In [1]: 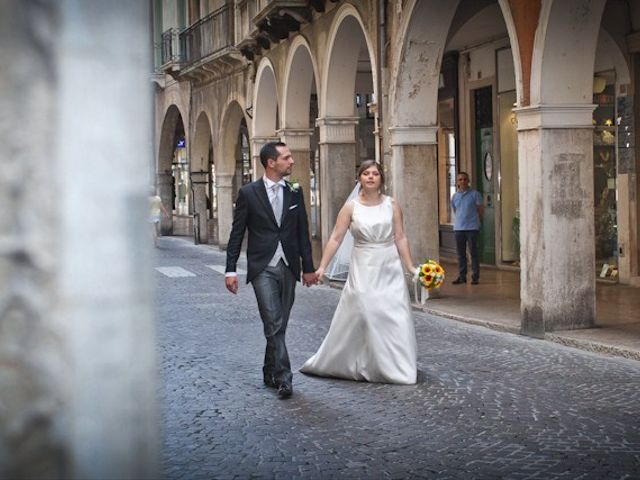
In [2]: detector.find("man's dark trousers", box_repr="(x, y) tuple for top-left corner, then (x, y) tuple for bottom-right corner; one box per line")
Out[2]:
(455, 230), (479, 282)
(251, 260), (295, 388)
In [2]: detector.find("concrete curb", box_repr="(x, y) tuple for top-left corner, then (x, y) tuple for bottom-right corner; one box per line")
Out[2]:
(545, 333), (640, 362)
(420, 304), (640, 362)
(418, 306), (521, 335)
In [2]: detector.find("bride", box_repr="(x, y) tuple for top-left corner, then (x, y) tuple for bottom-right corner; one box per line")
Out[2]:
(300, 160), (418, 384)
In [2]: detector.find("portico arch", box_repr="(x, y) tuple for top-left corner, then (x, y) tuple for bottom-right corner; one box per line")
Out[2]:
(282, 38), (320, 254)
(318, 6), (376, 246)
(391, 0), (525, 290)
(252, 59), (279, 180)
(157, 104), (188, 234)
(516, 0), (607, 335)
(191, 111), (213, 243)
(218, 100), (250, 249)
(388, 0), (460, 264)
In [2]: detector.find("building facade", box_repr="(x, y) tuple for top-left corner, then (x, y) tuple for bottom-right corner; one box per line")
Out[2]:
(152, 0), (640, 336)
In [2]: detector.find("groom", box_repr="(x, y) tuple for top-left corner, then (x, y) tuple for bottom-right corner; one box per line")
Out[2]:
(225, 141), (316, 398)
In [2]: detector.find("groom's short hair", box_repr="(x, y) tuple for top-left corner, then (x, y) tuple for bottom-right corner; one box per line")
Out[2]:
(260, 142), (287, 168)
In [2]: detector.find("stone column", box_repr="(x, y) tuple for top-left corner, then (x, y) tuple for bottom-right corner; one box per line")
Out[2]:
(316, 117), (359, 246)
(250, 136), (279, 180)
(516, 105), (596, 336)
(279, 128), (314, 224)
(1, 2), (68, 477)
(157, 171), (174, 235)
(216, 173), (235, 250)
(0, 1), (158, 478)
(191, 171), (209, 244)
(388, 127), (440, 264)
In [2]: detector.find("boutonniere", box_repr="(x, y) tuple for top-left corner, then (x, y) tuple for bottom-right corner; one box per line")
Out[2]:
(288, 179), (300, 193)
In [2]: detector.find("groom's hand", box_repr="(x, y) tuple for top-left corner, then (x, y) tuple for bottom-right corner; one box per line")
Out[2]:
(225, 276), (239, 294)
(302, 272), (317, 287)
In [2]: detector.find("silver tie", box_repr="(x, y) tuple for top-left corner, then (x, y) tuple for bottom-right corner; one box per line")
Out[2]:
(271, 184), (282, 226)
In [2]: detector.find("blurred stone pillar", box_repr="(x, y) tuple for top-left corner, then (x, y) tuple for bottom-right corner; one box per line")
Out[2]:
(216, 174), (235, 249)
(279, 129), (313, 225)
(0, 1), (158, 478)
(157, 171), (174, 235)
(389, 126), (440, 263)
(191, 171), (209, 243)
(0, 1), (68, 477)
(316, 117), (359, 247)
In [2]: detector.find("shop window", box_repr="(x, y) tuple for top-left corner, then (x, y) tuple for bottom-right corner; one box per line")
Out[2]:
(437, 98), (457, 225)
(593, 71), (618, 279)
(172, 136), (190, 216)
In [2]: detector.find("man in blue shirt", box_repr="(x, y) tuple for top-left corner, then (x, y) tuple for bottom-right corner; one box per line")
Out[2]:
(451, 172), (484, 285)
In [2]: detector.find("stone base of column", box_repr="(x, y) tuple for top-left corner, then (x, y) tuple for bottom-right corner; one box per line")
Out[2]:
(216, 173), (234, 250)
(157, 173), (174, 236)
(318, 142), (357, 247)
(389, 144), (439, 264)
(191, 171), (209, 244)
(518, 126), (596, 334)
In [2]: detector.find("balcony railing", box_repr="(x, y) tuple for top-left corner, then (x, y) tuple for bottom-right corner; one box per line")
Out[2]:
(180, 5), (234, 67)
(160, 28), (183, 66)
(237, 0), (258, 43)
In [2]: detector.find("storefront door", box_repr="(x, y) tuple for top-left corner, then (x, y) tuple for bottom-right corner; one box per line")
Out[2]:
(473, 86), (496, 264)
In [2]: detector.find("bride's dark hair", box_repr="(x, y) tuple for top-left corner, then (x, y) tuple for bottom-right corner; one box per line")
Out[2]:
(357, 160), (385, 188)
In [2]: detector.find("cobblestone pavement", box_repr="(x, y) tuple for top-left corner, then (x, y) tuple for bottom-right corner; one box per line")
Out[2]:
(156, 237), (640, 479)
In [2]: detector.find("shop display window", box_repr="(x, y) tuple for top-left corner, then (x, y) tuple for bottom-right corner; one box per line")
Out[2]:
(437, 98), (457, 226)
(592, 71), (618, 280)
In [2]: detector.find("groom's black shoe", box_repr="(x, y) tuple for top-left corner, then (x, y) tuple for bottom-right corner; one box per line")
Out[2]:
(452, 277), (466, 284)
(277, 383), (293, 398)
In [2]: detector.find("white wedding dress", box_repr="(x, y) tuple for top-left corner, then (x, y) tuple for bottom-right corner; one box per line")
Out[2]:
(300, 196), (417, 384)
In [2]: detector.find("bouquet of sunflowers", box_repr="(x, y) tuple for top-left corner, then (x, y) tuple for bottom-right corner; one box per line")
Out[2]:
(414, 259), (445, 303)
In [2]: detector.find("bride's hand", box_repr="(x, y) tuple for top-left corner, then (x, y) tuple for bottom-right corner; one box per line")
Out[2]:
(410, 265), (420, 279)
(315, 266), (325, 282)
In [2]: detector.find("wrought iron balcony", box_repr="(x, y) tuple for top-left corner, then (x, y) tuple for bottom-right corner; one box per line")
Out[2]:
(180, 5), (234, 65)
(177, 5), (244, 84)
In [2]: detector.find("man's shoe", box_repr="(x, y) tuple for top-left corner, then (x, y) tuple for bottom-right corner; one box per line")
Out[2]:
(277, 383), (293, 398)
(471, 279), (479, 285)
(452, 277), (466, 285)
(263, 375), (277, 389)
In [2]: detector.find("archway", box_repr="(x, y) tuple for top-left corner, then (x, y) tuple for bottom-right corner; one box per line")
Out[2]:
(442, 1), (521, 269)
(318, 7), (376, 245)
(282, 38), (321, 259)
(516, 0), (607, 333)
(157, 104), (187, 234)
(217, 100), (250, 249)
(191, 111), (213, 243)
(252, 59), (280, 180)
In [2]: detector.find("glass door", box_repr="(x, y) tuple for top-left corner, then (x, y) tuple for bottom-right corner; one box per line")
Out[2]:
(473, 86), (496, 265)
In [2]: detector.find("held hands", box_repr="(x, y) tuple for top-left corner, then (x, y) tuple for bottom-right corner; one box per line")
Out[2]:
(302, 271), (319, 287)
(315, 266), (325, 283)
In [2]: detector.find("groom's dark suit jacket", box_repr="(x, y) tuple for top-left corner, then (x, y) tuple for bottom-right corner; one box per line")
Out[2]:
(226, 179), (314, 283)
